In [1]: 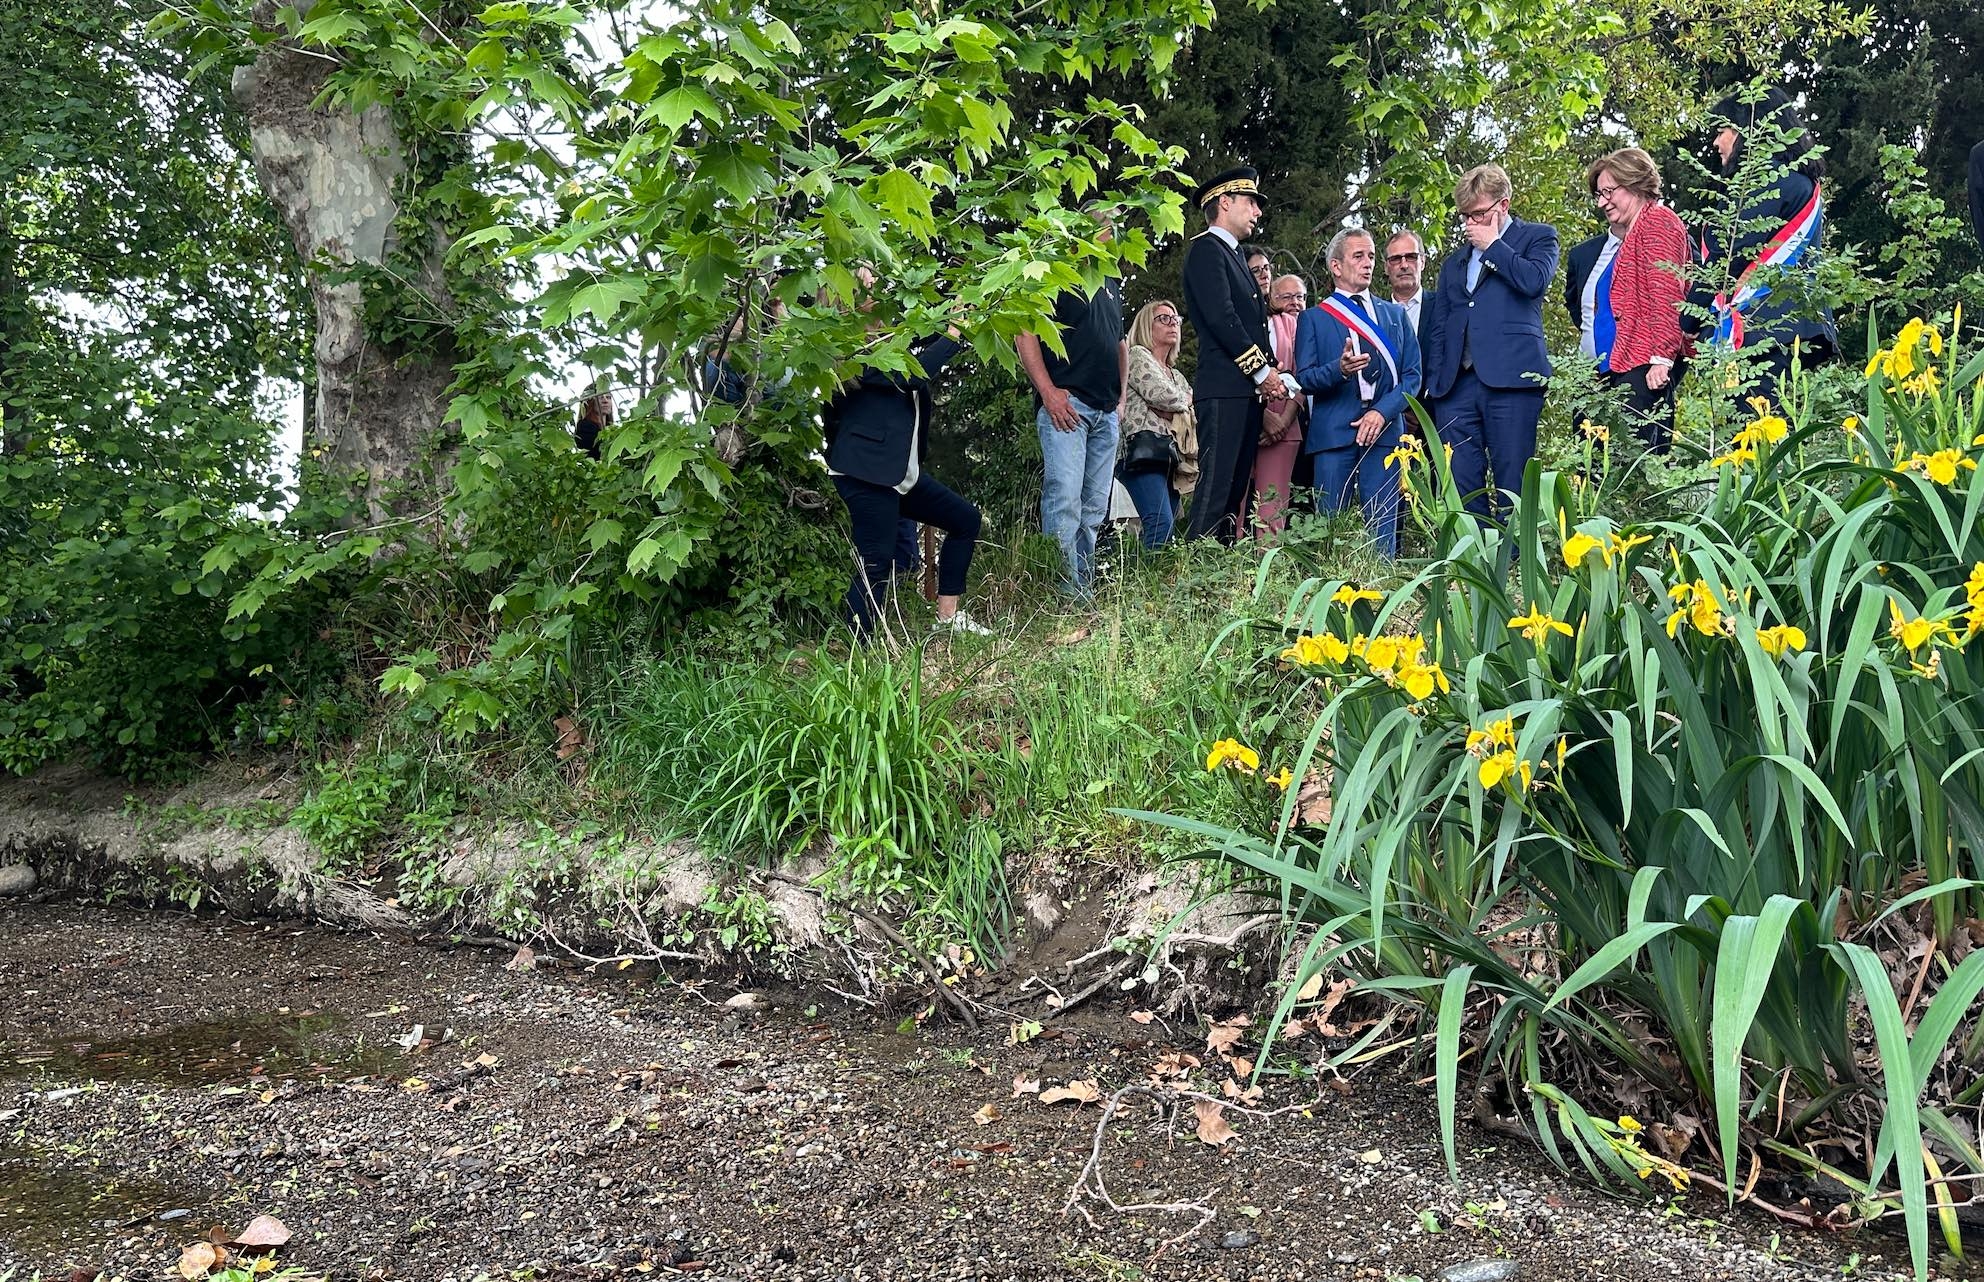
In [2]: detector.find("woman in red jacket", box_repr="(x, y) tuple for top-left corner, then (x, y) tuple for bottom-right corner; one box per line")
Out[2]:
(1567, 147), (1691, 453)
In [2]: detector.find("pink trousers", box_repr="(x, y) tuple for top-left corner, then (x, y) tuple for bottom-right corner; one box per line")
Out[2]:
(1252, 435), (1302, 540)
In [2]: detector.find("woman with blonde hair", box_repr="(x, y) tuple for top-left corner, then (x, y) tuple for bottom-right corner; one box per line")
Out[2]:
(1116, 300), (1198, 548)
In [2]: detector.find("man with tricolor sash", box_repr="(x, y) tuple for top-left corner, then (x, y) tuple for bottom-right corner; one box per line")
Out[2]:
(1695, 87), (1837, 402)
(1292, 227), (1421, 557)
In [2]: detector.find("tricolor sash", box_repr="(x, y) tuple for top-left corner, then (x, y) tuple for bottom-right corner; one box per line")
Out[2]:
(1316, 293), (1400, 388)
(1711, 182), (1822, 350)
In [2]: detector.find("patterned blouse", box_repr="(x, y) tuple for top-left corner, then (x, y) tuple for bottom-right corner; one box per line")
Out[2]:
(1120, 344), (1199, 492)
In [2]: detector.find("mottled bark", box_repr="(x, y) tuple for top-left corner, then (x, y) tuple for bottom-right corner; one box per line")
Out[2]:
(231, 1), (457, 521)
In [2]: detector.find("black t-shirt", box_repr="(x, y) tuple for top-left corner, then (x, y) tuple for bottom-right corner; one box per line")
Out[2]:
(1038, 278), (1125, 412)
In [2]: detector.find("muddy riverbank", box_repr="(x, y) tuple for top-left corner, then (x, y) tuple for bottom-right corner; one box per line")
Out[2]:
(0, 903), (1930, 1281)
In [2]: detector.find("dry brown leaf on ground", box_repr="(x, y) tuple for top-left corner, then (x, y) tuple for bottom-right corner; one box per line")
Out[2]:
(1313, 977), (1356, 1035)
(1129, 1010), (1155, 1024)
(177, 1243), (218, 1279)
(1011, 1074), (1041, 1097)
(1222, 1078), (1264, 1104)
(973, 1102), (1002, 1126)
(1227, 1055), (1254, 1078)
(505, 945), (536, 972)
(1194, 1099), (1237, 1146)
(553, 715), (586, 760)
(1038, 1079), (1102, 1106)
(1205, 1015), (1250, 1055)
(1296, 775), (1332, 825)
(233, 1214), (291, 1248)
(1294, 970), (1326, 1002)
(1146, 1050), (1199, 1083)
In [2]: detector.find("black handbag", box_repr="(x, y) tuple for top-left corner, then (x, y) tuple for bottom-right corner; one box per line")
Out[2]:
(1120, 428), (1180, 477)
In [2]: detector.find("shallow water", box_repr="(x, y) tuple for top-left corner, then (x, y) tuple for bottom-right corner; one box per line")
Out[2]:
(0, 1011), (400, 1087)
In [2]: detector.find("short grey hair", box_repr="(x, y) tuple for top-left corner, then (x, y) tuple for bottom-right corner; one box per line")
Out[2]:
(1384, 228), (1425, 256)
(1326, 226), (1375, 267)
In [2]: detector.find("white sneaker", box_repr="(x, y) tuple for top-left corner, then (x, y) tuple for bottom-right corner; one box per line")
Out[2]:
(935, 610), (993, 637)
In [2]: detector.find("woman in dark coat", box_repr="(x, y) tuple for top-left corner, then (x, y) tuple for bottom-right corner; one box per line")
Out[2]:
(823, 267), (990, 640)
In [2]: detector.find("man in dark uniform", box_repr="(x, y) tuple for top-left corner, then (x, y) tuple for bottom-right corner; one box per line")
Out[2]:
(1180, 166), (1301, 542)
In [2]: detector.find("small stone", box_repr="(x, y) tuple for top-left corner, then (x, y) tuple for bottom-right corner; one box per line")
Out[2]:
(1437, 1260), (1520, 1282)
(156, 1209), (193, 1222)
(1218, 1230), (1260, 1250)
(0, 864), (34, 896)
(724, 992), (767, 1012)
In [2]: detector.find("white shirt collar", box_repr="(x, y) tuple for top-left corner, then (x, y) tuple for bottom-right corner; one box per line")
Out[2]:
(1208, 226), (1239, 249)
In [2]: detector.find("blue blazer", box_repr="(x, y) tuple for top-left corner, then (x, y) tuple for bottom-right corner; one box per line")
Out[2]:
(1293, 295), (1422, 453)
(1420, 216), (1559, 399)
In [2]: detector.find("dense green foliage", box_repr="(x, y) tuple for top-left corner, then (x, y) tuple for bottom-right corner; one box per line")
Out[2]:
(1173, 318), (1983, 1276)
(0, 0), (312, 776)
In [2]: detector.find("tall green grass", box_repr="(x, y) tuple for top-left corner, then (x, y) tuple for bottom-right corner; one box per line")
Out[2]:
(579, 531), (1390, 952)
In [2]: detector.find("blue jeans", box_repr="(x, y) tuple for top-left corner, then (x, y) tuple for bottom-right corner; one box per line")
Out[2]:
(1038, 397), (1119, 593)
(1119, 468), (1179, 549)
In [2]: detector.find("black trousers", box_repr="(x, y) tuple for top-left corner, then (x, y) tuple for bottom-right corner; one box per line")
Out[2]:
(833, 474), (981, 637)
(1601, 364), (1679, 454)
(1182, 395), (1263, 544)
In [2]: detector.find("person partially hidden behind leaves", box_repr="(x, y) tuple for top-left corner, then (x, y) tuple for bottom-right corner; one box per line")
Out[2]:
(822, 265), (992, 640)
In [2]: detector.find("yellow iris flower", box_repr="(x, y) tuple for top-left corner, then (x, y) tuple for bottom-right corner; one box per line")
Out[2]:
(1755, 624), (1807, 659)
(1205, 738), (1260, 772)
(1508, 606), (1573, 642)
(1898, 449), (1977, 486)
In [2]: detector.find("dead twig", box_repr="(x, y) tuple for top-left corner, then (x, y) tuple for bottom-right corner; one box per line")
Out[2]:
(1065, 1081), (1328, 1263)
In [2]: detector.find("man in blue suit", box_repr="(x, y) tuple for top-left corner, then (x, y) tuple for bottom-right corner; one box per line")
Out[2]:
(1294, 227), (1421, 557)
(1419, 163), (1559, 520)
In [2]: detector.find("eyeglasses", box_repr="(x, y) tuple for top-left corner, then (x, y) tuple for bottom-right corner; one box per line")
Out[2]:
(1154, 314), (1181, 325)
(1385, 251), (1421, 264)
(1272, 292), (1307, 303)
(1458, 200), (1506, 225)
(1593, 183), (1622, 202)
(1250, 264), (1272, 278)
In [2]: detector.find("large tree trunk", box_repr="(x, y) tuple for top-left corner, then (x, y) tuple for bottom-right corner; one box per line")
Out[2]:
(231, 1), (458, 522)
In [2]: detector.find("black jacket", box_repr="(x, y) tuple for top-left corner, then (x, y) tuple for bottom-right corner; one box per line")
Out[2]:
(1181, 230), (1272, 400)
(1562, 232), (1608, 329)
(1970, 140), (1984, 251)
(822, 335), (963, 489)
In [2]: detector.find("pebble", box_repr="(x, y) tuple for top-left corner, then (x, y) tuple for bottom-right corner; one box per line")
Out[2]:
(1218, 1230), (1261, 1250)
(1437, 1260), (1521, 1282)
(0, 864), (34, 896)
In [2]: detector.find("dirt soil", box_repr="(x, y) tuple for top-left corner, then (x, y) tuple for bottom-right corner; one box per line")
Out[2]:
(0, 903), (1939, 1282)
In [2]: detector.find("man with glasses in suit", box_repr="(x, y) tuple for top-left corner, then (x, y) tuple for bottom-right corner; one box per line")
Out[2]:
(1419, 164), (1559, 520)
